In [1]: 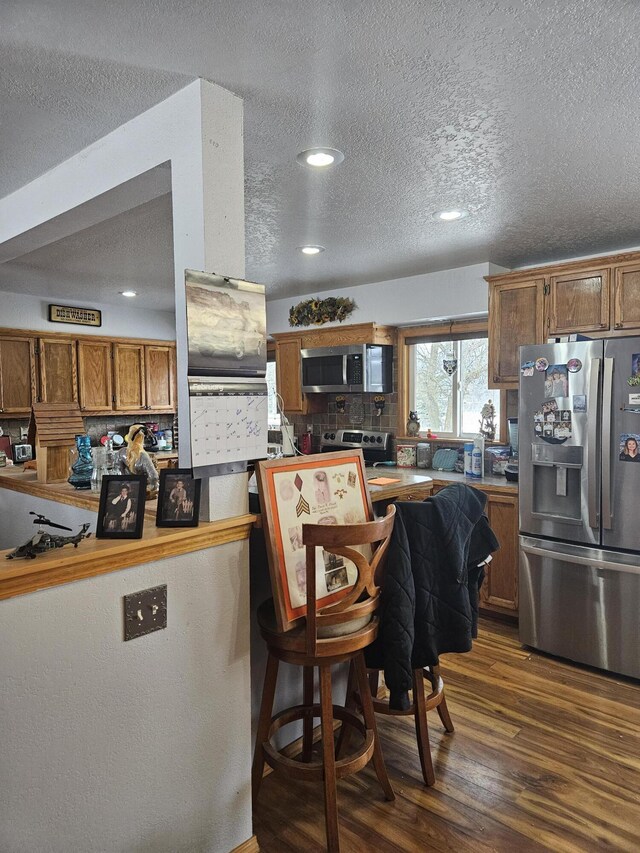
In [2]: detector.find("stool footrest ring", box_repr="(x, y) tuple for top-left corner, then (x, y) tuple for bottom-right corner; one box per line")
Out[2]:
(263, 703), (374, 781)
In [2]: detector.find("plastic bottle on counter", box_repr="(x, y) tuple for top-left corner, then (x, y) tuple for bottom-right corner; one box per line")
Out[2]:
(464, 441), (474, 477)
(471, 436), (484, 479)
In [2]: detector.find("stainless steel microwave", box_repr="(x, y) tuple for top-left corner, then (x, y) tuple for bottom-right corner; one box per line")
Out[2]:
(300, 344), (393, 393)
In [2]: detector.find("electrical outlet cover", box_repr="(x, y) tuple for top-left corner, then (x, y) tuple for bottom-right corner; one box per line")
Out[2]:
(123, 585), (167, 641)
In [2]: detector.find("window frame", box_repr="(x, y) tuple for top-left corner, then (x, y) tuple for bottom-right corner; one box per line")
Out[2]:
(397, 319), (507, 442)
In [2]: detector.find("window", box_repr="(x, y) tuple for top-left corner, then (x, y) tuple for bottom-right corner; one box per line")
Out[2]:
(265, 360), (281, 427)
(408, 336), (500, 439)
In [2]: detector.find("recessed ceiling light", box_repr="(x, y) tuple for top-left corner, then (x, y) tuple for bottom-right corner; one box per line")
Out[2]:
(432, 209), (469, 221)
(299, 245), (325, 255)
(120, 290), (138, 297)
(296, 148), (345, 168)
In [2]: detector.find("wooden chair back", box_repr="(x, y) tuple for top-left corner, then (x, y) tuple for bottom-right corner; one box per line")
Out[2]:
(302, 504), (396, 654)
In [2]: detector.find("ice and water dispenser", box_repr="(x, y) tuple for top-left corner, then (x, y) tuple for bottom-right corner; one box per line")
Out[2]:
(531, 443), (583, 522)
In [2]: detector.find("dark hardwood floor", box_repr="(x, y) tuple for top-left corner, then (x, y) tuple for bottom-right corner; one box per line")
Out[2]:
(253, 619), (640, 852)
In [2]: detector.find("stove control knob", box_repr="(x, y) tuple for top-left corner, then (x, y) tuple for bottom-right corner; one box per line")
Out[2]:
(324, 432), (330, 440)
(376, 436), (383, 444)
(330, 433), (336, 440)
(363, 435), (369, 442)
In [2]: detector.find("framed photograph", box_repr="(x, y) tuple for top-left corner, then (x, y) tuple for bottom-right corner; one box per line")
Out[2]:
(256, 450), (373, 632)
(156, 468), (201, 527)
(96, 475), (146, 539)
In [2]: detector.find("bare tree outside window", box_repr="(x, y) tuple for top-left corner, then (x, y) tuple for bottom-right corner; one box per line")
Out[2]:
(411, 337), (499, 438)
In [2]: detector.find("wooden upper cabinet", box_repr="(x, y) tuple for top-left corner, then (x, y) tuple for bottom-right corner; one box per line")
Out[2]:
(38, 337), (78, 404)
(77, 340), (113, 412)
(275, 338), (304, 413)
(547, 268), (610, 335)
(145, 345), (176, 411)
(0, 336), (37, 414)
(488, 279), (545, 388)
(481, 492), (518, 613)
(613, 263), (640, 331)
(113, 343), (146, 411)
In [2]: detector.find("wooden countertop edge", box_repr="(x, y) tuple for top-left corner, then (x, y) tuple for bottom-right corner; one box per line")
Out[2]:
(0, 514), (257, 601)
(0, 473), (102, 512)
(0, 471), (160, 518)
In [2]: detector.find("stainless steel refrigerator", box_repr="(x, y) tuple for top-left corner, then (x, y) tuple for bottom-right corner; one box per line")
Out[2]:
(519, 338), (640, 679)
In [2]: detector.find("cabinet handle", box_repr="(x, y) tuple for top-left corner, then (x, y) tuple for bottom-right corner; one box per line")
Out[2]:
(615, 322), (623, 329)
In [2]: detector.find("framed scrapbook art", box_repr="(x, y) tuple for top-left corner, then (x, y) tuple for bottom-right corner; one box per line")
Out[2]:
(256, 450), (374, 632)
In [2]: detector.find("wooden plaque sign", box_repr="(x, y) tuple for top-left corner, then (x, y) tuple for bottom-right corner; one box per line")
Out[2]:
(49, 304), (102, 327)
(256, 450), (373, 632)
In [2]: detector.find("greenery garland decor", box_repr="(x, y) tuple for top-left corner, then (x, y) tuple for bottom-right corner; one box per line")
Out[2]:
(288, 296), (357, 327)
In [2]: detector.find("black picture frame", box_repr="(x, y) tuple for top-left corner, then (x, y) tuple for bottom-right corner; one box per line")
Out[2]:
(156, 468), (201, 528)
(96, 475), (147, 539)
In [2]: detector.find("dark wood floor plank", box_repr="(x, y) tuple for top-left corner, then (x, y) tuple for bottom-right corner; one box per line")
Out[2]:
(253, 619), (640, 852)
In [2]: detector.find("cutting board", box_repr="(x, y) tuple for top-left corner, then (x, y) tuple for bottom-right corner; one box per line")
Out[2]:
(0, 436), (12, 457)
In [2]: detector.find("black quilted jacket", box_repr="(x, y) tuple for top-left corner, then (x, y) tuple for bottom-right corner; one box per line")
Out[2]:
(365, 484), (499, 710)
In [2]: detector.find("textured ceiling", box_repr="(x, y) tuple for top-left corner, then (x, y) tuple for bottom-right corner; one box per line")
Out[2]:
(2, 0), (640, 301)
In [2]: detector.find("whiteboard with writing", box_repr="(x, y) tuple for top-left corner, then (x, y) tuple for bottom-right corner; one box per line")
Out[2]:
(189, 380), (268, 467)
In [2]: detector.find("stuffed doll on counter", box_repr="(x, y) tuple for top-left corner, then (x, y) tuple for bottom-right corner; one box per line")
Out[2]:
(116, 424), (159, 497)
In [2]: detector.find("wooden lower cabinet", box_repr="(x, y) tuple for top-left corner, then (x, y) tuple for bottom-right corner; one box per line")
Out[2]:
(481, 491), (518, 616)
(428, 481), (519, 617)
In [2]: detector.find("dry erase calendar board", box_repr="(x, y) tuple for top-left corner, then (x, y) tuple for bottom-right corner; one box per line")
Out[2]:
(189, 380), (268, 467)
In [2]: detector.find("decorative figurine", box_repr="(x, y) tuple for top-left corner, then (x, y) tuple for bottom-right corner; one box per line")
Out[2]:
(6, 512), (91, 560)
(442, 353), (458, 376)
(406, 411), (421, 436)
(335, 395), (346, 414)
(116, 424), (159, 497)
(68, 434), (94, 490)
(479, 399), (496, 441)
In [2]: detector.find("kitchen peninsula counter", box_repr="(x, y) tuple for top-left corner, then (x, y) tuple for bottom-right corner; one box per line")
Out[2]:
(0, 512), (256, 601)
(0, 451), (179, 516)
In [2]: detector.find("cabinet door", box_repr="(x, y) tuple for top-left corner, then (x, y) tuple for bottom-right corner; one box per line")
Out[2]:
(275, 338), (304, 413)
(613, 263), (640, 331)
(488, 279), (545, 388)
(548, 268), (610, 335)
(0, 336), (37, 414)
(481, 492), (518, 613)
(77, 340), (113, 412)
(145, 345), (176, 411)
(39, 338), (78, 404)
(113, 344), (146, 411)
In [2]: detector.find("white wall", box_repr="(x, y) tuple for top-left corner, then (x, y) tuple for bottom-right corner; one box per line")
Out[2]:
(266, 262), (508, 334)
(0, 538), (251, 853)
(0, 289), (175, 340)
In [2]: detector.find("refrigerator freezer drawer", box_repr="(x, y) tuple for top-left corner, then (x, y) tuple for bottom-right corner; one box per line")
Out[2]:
(520, 537), (640, 679)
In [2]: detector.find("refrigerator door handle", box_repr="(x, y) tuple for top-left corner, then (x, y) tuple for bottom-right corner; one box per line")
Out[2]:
(601, 357), (614, 530)
(521, 542), (640, 576)
(587, 358), (601, 529)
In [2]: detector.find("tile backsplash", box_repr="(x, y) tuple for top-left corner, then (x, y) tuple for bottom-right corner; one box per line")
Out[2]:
(286, 390), (398, 453)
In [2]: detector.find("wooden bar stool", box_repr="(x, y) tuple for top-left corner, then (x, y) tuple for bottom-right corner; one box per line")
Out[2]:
(340, 662), (454, 787)
(252, 505), (396, 853)
(369, 664), (454, 786)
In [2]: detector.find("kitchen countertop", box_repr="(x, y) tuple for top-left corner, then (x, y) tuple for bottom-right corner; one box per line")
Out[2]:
(0, 512), (256, 601)
(366, 466), (518, 498)
(0, 451), (180, 516)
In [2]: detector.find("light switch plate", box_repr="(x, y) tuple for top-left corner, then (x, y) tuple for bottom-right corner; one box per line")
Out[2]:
(123, 585), (167, 641)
